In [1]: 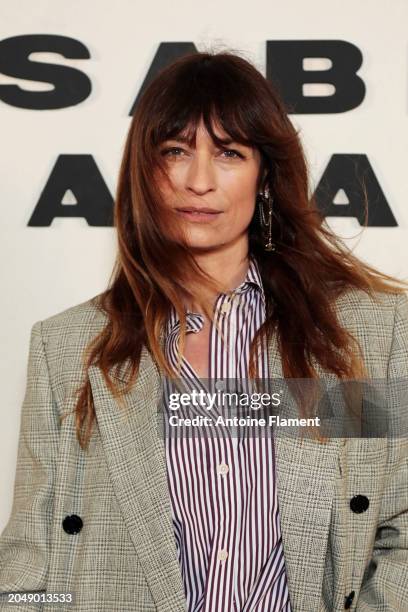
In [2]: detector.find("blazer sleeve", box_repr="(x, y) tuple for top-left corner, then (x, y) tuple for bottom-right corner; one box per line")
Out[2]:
(0, 321), (60, 609)
(357, 291), (408, 611)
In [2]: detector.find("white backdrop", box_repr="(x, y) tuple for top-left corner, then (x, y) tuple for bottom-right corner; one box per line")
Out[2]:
(1, 0), (407, 529)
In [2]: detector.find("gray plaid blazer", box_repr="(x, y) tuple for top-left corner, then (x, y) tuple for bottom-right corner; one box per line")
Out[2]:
(0, 288), (407, 611)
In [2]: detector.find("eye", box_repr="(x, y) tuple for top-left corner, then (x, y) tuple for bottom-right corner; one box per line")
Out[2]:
(160, 146), (185, 157)
(220, 148), (244, 159)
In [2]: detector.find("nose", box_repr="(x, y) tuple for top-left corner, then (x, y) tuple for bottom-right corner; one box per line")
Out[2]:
(185, 152), (216, 195)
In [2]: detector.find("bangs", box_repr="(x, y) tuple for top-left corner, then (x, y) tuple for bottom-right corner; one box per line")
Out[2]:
(149, 56), (260, 150)
(153, 107), (254, 150)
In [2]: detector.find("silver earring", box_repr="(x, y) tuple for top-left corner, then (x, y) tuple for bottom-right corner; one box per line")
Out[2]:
(257, 189), (275, 252)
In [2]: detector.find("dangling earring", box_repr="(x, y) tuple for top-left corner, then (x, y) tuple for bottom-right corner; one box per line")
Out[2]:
(256, 188), (276, 252)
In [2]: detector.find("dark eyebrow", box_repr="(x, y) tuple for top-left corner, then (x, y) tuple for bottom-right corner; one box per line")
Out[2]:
(165, 135), (190, 144)
(162, 135), (247, 147)
(161, 134), (207, 145)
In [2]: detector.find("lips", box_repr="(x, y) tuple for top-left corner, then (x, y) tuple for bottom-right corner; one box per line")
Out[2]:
(174, 207), (222, 223)
(176, 207), (221, 214)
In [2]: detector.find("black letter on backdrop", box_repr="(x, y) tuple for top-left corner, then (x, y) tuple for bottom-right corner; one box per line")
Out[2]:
(0, 35), (91, 109)
(129, 42), (197, 114)
(314, 154), (397, 226)
(266, 40), (365, 113)
(28, 155), (113, 226)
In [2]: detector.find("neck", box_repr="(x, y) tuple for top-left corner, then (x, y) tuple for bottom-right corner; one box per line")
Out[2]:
(186, 237), (251, 314)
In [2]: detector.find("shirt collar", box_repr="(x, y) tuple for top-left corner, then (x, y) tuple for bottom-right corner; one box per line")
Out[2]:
(165, 254), (265, 337)
(236, 254), (265, 302)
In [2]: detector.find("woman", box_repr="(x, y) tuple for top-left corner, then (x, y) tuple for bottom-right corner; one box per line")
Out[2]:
(0, 51), (407, 612)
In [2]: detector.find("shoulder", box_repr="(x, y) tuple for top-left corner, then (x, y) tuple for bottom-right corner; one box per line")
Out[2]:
(334, 286), (408, 336)
(41, 293), (103, 330)
(333, 286), (408, 376)
(33, 293), (107, 395)
(334, 285), (407, 322)
(39, 293), (106, 348)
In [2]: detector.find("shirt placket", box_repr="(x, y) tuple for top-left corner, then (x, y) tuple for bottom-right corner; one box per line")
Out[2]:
(216, 292), (243, 611)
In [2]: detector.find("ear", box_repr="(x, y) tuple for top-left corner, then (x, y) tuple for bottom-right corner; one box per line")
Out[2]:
(256, 152), (267, 191)
(257, 167), (269, 193)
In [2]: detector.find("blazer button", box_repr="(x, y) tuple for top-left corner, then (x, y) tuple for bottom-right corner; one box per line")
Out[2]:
(350, 495), (369, 513)
(62, 514), (83, 534)
(344, 590), (355, 609)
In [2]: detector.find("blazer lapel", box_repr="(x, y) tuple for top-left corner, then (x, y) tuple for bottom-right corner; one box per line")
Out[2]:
(89, 306), (344, 612)
(88, 310), (186, 611)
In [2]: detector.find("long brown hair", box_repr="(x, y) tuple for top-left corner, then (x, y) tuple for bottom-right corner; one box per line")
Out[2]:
(70, 50), (408, 450)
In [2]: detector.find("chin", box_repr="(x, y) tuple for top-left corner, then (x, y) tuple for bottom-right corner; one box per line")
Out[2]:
(186, 241), (223, 252)
(183, 231), (226, 250)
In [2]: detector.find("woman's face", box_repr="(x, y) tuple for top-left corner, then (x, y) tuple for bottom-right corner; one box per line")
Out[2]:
(158, 119), (262, 252)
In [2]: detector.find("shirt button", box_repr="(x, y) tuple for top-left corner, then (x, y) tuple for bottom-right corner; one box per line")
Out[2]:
(218, 549), (229, 561)
(217, 463), (229, 475)
(220, 301), (231, 314)
(215, 379), (225, 390)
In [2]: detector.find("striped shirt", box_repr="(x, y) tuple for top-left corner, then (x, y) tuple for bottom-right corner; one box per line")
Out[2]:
(163, 255), (292, 612)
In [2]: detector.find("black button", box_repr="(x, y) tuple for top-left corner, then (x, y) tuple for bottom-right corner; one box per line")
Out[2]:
(344, 590), (355, 609)
(62, 514), (83, 534)
(350, 495), (369, 513)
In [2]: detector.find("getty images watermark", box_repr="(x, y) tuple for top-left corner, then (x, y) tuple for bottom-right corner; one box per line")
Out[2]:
(154, 377), (408, 439)
(165, 386), (318, 429)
